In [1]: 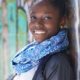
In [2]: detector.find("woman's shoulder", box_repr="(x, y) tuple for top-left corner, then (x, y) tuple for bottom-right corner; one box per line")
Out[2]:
(42, 53), (75, 80)
(48, 53), (69, 64)
(33, 52), (75, 80)
(44, 53), (70, 68)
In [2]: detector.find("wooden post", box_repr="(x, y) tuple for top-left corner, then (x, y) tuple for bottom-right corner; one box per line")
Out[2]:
(2, 1), (9, 80)
(0, 3), (4, 80)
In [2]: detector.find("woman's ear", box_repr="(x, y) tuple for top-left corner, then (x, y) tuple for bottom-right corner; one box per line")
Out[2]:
(60, 16), (67, 27)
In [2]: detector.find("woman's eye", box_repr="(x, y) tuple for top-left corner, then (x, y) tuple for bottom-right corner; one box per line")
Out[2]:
(43, 16), (52, 20)
(30, 16), (37, 21)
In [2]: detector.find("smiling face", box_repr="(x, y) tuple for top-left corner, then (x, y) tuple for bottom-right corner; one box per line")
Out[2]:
(29, 1), (65, 43)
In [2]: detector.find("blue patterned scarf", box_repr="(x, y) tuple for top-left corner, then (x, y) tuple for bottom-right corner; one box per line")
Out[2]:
(12, 29), (69, 74)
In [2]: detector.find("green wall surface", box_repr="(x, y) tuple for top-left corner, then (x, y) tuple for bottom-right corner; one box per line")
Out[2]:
(0, 0), (28, 80)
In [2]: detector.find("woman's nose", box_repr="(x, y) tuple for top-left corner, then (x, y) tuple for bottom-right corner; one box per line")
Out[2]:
(35, 19), (44, 28)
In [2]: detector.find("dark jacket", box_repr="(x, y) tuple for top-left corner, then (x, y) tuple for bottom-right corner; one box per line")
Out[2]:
(33, 52), (75, 80)
(7, 52), (75, 80)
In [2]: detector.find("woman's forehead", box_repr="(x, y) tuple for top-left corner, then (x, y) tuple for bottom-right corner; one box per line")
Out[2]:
(32, 0), (43, 6)
(31, 0), (49, 6)
(30, 4), (60, 19)
(30, 1), (59, 14)
(30, 0), (51, 9)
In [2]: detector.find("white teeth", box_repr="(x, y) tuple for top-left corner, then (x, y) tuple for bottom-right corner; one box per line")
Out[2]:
(35, 30), (45, 34)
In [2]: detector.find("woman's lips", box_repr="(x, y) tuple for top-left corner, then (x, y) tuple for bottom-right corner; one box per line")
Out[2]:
(34, 30), (46, 34)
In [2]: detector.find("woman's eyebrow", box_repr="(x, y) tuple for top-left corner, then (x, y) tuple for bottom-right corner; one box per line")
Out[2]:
(30, 11), (36, 15)
(30, 12), (53, 15)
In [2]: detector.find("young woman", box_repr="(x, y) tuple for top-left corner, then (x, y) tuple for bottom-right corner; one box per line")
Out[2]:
(9, 0), (75, 80)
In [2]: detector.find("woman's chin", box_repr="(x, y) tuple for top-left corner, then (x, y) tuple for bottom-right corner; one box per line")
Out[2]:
(34, 35), (47, 43)
(35, 38), (46, 43)
(34, 35), (51, 43)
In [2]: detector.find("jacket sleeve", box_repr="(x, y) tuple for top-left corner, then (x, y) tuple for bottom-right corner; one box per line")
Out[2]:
(43, 55), (74, 80)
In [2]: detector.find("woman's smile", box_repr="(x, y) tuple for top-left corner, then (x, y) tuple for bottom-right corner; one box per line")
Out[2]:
(34, 30), (46, 34)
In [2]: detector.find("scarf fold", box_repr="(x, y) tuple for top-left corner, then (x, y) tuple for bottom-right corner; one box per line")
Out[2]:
(12, 29), (69, 74)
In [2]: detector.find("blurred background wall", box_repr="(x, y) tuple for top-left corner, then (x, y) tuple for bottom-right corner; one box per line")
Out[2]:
(0, 0), (32, 80)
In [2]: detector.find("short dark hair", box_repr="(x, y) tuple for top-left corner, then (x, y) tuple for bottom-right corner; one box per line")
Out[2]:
(31, 0), (71, 17)
(48, 0), (69, 17)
